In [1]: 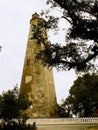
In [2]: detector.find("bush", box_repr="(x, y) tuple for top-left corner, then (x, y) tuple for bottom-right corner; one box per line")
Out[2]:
(0, 121), (37, 130)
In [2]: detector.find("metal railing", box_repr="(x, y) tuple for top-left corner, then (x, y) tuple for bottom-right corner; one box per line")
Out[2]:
(26, 117), (98, 125)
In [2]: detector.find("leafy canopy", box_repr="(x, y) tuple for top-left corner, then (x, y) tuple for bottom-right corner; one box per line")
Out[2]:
(0, 87), (31, 121)
(60, 73), (98, 117)
(35, 0), (98, 73)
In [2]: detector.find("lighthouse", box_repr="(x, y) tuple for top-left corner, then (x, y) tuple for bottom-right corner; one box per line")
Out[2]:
(20, 13), (58, 118)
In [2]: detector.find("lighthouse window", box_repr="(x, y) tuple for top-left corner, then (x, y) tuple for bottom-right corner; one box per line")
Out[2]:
(26, 59), (30, 66)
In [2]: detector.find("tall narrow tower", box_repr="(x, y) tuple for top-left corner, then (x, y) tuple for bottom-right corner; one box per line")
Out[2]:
(20, 13), (58, 118)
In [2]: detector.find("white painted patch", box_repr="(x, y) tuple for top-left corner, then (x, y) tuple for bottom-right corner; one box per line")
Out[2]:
(25, 76), (32, 83)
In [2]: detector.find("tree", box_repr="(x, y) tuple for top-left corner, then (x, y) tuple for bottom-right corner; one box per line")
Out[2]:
(0, 87), (31, 122)
(0, 46), (1, 51)
(35, 0), (98, 73)
(61, 73), (98, 117)
(58, 103), (72, 118)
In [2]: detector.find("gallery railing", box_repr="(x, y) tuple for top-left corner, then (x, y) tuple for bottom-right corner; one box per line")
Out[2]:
(26, 117), (98, 125)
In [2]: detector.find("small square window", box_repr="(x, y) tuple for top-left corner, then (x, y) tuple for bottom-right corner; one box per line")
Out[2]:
(26, 59), (30, 66)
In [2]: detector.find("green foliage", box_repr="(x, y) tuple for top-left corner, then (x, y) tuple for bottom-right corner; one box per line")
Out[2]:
(61, 73), (98, 117)
(0, 87), (31, 122)
(58, 103), (72, 118)
(36, 0), (98, 73)
(0, 46), (2, 51)
(0, 122), (36, 130)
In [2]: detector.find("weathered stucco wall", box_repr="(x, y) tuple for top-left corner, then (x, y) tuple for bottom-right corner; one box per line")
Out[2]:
(20, 13), (58, 118)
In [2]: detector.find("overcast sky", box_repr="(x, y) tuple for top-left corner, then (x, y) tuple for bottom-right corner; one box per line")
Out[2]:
(0, 0), (77, 103)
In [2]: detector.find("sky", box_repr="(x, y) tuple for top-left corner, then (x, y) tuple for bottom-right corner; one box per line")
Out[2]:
(0, 0), (77, 103)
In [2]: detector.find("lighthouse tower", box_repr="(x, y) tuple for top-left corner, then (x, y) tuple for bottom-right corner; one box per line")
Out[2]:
(20, 13), (58, 118)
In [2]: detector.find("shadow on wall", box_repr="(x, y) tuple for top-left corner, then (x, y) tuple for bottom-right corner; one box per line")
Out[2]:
(87, 126), (98, 130)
